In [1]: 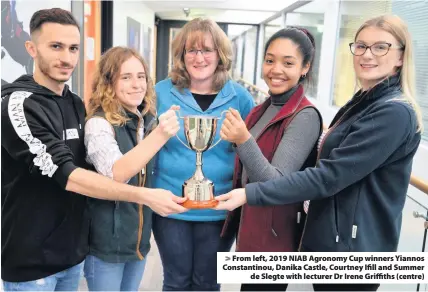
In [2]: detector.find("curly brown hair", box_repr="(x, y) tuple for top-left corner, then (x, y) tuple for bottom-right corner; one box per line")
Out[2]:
(86, 46), (156, 126)
(169, 18), (232, 92)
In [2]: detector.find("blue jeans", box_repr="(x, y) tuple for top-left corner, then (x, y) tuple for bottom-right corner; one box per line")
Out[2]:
(152, 214), (235, 291)
(2, 262), (83, 291)
(83, 254), (147, 291)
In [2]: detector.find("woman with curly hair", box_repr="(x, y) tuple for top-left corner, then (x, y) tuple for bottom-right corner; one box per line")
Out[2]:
(83, 46), (186, 291)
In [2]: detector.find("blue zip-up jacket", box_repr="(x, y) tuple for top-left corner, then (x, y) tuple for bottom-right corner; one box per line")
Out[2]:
(246, 75), (421, 252)
(154, 78), (255, 221)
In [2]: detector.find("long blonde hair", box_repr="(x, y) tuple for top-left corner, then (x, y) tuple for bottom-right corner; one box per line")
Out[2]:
(169, 18), (232, 92)
(86, 47), (156, 126)
(355, 15), (423, 133)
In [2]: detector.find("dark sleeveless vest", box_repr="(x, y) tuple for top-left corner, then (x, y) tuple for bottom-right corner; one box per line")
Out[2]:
(221, 85), (322, 252)
(87, 108), (156, 262)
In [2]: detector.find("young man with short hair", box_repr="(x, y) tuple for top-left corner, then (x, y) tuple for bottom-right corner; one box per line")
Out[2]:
(1, 8), (186, 291)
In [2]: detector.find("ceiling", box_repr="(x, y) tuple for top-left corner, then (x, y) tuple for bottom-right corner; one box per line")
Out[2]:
(141, 0), (300, 24)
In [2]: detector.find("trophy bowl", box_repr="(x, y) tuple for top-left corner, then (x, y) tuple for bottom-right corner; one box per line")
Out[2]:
(175, 113), (227, 209)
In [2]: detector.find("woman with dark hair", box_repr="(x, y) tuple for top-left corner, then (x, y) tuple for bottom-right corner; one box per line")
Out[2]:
(219, 27), (322, 291)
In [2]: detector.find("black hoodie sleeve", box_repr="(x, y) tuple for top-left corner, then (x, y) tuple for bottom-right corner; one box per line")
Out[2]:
(1, 92), (77, 189)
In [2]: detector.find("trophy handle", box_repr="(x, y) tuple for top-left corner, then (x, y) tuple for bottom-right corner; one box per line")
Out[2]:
(176, 111), (184, 120)
(174, 111), (192, 150)
(175, 135), (191, 150)
(208, 110), (229, 150)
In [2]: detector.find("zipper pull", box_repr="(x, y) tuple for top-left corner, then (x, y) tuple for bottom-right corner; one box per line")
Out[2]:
(352, 225), (358, 239)
(336, 235), (339, 243)
(297, 212), (301, 224)
(271, 228), (278, 237)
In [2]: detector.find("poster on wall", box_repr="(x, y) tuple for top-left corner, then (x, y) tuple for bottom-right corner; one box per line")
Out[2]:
(127, 17), (141, 53)
(1, 0), (71, 86)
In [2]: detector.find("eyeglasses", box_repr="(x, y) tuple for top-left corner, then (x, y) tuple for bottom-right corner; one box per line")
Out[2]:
(349, 42), (404, 57)
(185, 48), (216, 58)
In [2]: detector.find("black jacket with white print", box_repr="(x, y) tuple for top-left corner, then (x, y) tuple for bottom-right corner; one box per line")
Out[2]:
(1, 75), (90, 282)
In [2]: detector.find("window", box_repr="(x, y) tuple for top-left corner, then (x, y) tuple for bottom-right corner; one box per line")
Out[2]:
(242, 27), (258, 83)
(332, 1), (428, 141)
(264, 17), (283, 47)
(229, 25), (256, 81)
(285, 0), (325, 98)
(393, 1), (428, 141)
(332, 1), (390, 107)
(260, 17), (283, 80)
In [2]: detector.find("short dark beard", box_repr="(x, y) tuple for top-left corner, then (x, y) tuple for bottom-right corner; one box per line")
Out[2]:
(37, 50), (71, 83)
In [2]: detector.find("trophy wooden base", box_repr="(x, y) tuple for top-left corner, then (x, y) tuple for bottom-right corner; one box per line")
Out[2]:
(181, 199), (218, 209)
(182, 179), (217, 209)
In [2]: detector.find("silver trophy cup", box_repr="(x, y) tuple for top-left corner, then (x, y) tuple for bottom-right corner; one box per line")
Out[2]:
(176, 111), (228, 209)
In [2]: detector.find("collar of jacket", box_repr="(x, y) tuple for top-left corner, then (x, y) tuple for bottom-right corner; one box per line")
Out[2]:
(121, 108), (139, 131)
(124, 105), (156, 133)
(269, 84), (299, 106)
(97, 106), (155, 135)
(169, 79), (237, 113)
(245, 85), (305, 129)
(355, 74), (401, 101)
(329, 74), (402, 128)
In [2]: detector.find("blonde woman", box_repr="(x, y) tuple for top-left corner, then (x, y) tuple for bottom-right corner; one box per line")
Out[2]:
(153, 18), (255, 290)
(83, 47), (186, 291)
(215, 15), (423, 292)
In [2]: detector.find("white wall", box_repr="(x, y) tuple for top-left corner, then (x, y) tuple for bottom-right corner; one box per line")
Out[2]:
(113, 0), (155, 77)
(7, 0), (71, 36)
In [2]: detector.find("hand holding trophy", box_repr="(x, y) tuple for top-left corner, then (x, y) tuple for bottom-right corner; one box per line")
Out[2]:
(219, 108), (252, 145)
(174, 109), (230, 209)
(157, 105), (181, 139)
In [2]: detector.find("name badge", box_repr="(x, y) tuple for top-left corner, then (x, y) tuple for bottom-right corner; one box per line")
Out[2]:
(63, 128), (79, 140)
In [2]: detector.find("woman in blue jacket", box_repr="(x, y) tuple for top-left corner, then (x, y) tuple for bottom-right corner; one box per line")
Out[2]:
(153, 18), (255, 291)
(215, 15), (423, 292)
